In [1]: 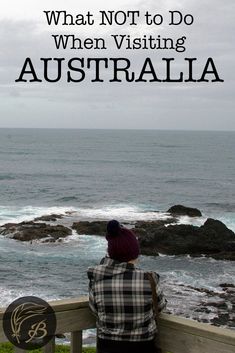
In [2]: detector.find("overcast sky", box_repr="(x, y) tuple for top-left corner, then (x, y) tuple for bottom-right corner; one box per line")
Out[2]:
(0, 0), (234, 130)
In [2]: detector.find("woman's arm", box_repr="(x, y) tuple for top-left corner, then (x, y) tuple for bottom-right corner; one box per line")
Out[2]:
(88, 280), (98, 317)
(152, 272), (167, 312)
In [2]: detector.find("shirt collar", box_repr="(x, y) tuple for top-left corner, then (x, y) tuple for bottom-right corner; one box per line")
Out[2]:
(100, 256), (136, 270)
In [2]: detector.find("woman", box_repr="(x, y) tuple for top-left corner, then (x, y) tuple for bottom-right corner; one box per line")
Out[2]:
(87, 220), (167, 353)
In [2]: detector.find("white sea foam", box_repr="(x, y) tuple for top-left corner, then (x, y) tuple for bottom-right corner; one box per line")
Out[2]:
(173, 215), (206, 227)
(0, 286), (33, 307)
(62, 230), (80, 243)
(73, 205), (172, 222)
(0, 204), (171, 227)
(0, 205), (76, 226)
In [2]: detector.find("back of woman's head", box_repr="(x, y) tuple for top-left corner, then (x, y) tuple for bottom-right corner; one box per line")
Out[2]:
(106, 220), (140, 262)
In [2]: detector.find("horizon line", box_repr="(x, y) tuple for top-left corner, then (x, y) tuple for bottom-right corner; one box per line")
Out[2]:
(0, 127), (235, 132)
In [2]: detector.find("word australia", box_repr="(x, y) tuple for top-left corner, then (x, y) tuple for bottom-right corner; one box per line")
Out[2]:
(15, 57), (224, 83)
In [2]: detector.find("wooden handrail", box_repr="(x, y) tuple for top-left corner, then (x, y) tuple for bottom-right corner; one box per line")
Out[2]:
(0, 296), (234, 353)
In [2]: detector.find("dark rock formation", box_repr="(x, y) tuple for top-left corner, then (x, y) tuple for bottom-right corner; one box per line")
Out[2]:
(180, 283), (235, 328)
(220, 283), (235, 289)
(71, 217), (235, 260)
(1, 214), (234, 260)
(34, 214), (64, 222)
(134, 218), (235, 260)
(0, 221), (71, 242)
(211, 314), (230, 326)
(201, 218), (234, 238)
(167, 205), (202, 217)
(72, 221), (107, 236)
(72, 219), (177, 237)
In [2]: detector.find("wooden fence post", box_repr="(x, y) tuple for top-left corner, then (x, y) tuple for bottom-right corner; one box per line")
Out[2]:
(43, 336), (56, 353)
(70, 331), (82, 353)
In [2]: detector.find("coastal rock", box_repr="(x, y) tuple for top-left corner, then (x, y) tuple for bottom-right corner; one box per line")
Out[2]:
(220, 283), (235, 289)
(201, 218), (234, 238)
(134, 218), (177, 229)
(178, 285), (216, 296)
(211, 314), (230, 326)
(179, 282), (235, 328)
(0, 221), (71, 242)
(205, 252), (235, 261)
(167, 205), (202, 217)
(134, 218), (235, 260)
(34, 214), (64, 222)
(135, 223), (201, 255)
(2, 216), (234, 260)
(72, 221), (107, 235)
(72, 220), (176, 237)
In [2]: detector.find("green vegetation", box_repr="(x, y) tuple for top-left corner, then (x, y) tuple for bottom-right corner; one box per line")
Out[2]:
(0, 342), (96, 353)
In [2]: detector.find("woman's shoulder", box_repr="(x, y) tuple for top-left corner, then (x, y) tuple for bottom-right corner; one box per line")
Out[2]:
(87, 256), (117, 281)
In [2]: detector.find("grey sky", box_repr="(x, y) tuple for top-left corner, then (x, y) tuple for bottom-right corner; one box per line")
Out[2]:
(0, 0), (234, 130)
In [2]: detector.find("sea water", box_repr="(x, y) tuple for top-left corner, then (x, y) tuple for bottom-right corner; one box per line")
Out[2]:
(0, 128), (234, 335)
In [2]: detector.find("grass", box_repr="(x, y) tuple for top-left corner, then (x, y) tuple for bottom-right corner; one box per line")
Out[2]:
(0, 342), (96, 353)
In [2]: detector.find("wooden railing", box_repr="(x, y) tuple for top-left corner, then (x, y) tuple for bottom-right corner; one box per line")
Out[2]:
(0, 296), (235, 353)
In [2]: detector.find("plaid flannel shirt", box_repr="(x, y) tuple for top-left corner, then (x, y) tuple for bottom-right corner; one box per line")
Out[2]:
(87, 256), (167, 342)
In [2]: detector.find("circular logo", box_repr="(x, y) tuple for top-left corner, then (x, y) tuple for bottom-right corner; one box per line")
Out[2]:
(3, 296), (56, 350)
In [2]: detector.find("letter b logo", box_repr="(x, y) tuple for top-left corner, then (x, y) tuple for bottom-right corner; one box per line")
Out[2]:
(3, 296), (56, 350)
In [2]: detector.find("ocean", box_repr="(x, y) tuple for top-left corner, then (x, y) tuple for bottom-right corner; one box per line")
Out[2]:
(0, 128), (234, 336)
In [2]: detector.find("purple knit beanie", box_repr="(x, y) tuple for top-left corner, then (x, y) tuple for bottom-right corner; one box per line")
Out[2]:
(106, 220), (140, 262)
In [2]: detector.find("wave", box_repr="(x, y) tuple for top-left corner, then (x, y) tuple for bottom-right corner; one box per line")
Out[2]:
(0, 174), (16, 180)
(204, 202), (235, 212)
(0, 286), (33, 307)
(0, 204), (172, 226)
(73, 205), (172, 222)
(0, 204), (183, 227)
(170, 215), (206, 227)
(0, 206), (76, 226)
(55, 196), (79, 202)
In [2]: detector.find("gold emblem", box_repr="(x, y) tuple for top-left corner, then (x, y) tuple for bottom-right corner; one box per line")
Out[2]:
(11, 302), (48, 344)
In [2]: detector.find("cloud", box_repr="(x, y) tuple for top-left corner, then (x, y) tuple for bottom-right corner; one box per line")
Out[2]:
(0, 0), (234, 130)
